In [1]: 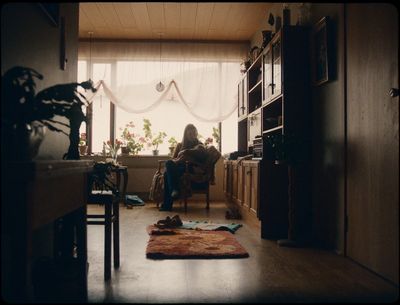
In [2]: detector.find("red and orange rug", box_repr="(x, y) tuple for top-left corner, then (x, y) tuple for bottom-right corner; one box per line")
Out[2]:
(146, 226), (249, 259)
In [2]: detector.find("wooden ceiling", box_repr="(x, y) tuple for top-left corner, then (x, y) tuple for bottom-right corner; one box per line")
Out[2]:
(79, 2), (273, 41)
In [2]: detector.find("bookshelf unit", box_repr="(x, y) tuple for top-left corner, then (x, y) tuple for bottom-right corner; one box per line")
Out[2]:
(230, 25), (311, 239)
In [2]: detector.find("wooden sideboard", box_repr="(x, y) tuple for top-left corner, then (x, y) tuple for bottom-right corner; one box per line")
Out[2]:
(223, 159), (289, 238)
(1, 160), (93, 302)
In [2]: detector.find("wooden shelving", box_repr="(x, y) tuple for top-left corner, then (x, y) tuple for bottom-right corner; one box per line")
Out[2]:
(237, 25), (311, 152)
(263, 125), (283, 135)
(249, 80), (262, 93)
(232, 25), (312, 240)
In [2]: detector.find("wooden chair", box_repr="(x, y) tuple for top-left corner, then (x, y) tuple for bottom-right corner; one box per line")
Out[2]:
(86, 163), (126, 281)
(157, 145), (221, 212)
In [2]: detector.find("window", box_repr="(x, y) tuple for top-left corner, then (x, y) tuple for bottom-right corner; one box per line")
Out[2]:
(78, 59), (239, 155)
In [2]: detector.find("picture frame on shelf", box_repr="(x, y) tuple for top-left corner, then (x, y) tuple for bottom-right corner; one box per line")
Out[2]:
(312, 16), (331, 86)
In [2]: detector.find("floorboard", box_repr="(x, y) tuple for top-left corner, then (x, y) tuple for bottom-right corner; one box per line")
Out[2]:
(87, 201), (398, 303)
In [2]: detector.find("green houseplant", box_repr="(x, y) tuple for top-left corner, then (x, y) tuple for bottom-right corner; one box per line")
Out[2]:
(143, 118), (167, 155)
(1, 66), (96, 160)
(167, 136), (178, 156)
(79, 132), (88, 155)
(212, 126), (220, 146)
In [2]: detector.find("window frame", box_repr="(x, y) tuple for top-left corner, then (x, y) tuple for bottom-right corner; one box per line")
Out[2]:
(81, 59), (227, 155)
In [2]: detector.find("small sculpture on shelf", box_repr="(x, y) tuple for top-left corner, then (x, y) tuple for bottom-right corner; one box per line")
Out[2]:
(261, 30), (273, 49)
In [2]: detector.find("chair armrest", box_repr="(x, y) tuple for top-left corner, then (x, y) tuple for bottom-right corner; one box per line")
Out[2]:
(158, 160), (166, 171)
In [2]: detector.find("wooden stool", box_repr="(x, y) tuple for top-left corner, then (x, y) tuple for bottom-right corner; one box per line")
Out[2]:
(87, 190), (120, 281)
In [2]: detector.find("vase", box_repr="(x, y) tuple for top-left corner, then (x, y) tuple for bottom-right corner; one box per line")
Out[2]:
(261, 30), (272, 49)
(6, 123), (46, 161)
(110, 150), (118, 165)
(121, 146), (129, 155)
(152, 150), (159, 156)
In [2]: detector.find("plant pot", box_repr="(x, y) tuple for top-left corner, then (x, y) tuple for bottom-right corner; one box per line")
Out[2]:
(79, 145), (88, 155)
(168, 146), (175, 156)
(152, 150), (159, 156)
(6, 123), (46, 161)
(121, 146), (129, 155)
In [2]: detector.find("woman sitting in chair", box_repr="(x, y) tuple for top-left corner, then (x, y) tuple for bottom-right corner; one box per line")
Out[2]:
(159, 123), (207, 211)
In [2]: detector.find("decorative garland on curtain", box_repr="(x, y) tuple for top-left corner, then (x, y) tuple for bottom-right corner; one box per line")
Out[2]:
(86, 79), (238, 123)
(79, 40), (247, 123)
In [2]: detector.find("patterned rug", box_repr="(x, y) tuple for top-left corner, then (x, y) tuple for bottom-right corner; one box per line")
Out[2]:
(146, 228), (249, 259)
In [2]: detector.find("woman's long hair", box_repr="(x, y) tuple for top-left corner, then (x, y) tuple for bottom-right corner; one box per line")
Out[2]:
(181, 124), (200, 149)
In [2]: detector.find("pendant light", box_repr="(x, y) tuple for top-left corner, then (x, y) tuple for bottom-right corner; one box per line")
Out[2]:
(88, 31), (93, 82)
(156, 33), (165, 92)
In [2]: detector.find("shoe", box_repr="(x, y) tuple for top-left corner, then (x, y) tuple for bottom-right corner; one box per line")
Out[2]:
(171, 215), (183, 226)
(171, 190), (179, 199)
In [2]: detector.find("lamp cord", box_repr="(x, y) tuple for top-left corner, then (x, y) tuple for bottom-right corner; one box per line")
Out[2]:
(89, 31), (93, 81)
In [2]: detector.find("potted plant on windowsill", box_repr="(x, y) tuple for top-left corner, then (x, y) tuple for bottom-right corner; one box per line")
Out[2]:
(1, 66), (96, 161)
(167, 136), (178, 156)
(143, 118), (167, 156)
(79, 132), (88, 155)
(119, 121), (145, 156)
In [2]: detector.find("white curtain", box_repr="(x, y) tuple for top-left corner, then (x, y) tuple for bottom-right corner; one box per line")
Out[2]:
(79, 41), (248, 123)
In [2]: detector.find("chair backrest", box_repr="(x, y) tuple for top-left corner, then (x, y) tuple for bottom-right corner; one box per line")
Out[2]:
(184, 145), (221, 185)
(89, 162), (119, 195)
(204, 145), (221, 184)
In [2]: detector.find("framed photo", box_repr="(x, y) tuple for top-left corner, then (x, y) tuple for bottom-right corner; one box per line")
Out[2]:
(312, 16), (331, 86)
(38, 3), (59, 27)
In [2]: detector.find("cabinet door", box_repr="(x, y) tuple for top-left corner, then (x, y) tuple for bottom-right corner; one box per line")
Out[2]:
(232, 162), (238, 202)
(250, 163), (260, 216)
(243, 164), (251, 209)
(263, 46), (273, 102)
(272, 39), (282, 97)
(237, 162), (244, 205)
(223, 161), (229, 196)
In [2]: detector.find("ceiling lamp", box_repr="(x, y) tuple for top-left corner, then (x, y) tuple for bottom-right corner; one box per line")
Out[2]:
(156, 33), (165, 92)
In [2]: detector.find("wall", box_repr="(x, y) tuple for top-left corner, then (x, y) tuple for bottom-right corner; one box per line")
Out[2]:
(1, 3), (80, 160)
(249, 3), (346, 253)
(1, 2), (80, 278)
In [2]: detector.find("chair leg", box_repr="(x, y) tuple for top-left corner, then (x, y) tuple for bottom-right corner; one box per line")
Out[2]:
(104, 202), (112, 281)
(184, 196), (187, 213)
(206, 189), (210, 210)
(113, 200), (120, 269)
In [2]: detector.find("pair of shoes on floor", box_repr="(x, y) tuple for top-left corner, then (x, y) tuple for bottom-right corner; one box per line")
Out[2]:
(155, 215), (183, 228)
(171, 189), (180, 199)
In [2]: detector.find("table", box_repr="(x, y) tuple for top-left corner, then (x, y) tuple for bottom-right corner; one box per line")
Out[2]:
(1, 160), (93, 302)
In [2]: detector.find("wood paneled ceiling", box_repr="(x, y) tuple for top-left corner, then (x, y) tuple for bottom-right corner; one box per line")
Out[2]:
(79, 2), (272, 41)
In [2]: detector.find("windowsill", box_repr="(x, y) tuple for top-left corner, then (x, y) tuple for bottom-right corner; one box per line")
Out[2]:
(82, 154), (171, 158)
(81, 154), (170, 167)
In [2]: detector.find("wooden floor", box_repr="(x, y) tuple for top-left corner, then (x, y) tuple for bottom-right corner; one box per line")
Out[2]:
(87, 201), (398, 303)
